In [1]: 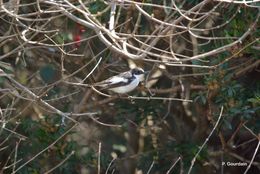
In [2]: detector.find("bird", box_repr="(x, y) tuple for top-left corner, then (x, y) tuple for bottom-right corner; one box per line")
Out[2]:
(93, 67), (146, 94)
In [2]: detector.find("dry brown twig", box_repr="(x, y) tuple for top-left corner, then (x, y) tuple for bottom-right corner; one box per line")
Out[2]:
(188, 106), (224, 174)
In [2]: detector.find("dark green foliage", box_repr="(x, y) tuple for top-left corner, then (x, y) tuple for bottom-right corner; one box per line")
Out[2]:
(0, 117), (96, 174)
(39, 64), (58, 84)
(114, 99), (164, 125)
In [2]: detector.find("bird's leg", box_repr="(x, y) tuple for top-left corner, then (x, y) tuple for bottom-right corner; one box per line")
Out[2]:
(146, 86), (155, 96)
(126, 95), (136, 103)
(140, 83), (155, 96)
(115, 94), (135, 103)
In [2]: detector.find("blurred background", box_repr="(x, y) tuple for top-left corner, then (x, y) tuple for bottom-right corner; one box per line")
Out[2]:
(0, 0), (259, 173)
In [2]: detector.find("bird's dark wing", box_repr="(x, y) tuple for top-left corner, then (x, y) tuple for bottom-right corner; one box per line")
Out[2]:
(93, 71), (134, 89)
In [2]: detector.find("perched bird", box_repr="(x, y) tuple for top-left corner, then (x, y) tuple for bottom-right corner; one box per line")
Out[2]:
(93, 67), (146, 94)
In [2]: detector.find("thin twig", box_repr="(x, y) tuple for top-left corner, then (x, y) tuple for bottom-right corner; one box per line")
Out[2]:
(44, 151), (75, 174)
(12, 139), (21, 173)
(187, 106), (224, 174)
(243, 137), (260, 174)
(82, 57), (103, 82)
(166, 157), (181, 174)
(105, 157), (117, 174)
(98, 142), (101, 174)
(146, 160), (155, 174)
(90, 116), (122, 128)
(127, 96), (193, 102)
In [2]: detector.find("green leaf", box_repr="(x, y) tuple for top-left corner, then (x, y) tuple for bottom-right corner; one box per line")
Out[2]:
(248, 98), (260, 105)
(223, 119), (233, 130)
(39, 64), (58, 84)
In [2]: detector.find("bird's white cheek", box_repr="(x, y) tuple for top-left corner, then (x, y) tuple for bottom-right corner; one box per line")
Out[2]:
(136, 74), (145, 82)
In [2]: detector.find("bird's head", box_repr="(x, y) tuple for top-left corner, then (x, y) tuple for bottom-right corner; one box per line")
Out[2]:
(131, 67), (146, 82)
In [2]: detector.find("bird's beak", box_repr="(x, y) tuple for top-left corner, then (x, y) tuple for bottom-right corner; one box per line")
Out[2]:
(144, 71), (150, 75)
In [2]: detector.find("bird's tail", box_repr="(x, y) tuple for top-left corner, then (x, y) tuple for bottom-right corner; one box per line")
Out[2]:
(91, 81), (109, 88)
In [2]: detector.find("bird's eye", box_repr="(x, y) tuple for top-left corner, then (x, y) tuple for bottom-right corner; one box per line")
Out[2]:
(135, 70), (142, 74)
(132, 68), (144, 75)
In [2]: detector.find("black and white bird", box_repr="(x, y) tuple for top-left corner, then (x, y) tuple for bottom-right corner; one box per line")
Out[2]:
(93, 67), (146, 94)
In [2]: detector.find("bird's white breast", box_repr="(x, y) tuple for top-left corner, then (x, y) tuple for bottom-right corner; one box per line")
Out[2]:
(109, 78), (139, 94)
